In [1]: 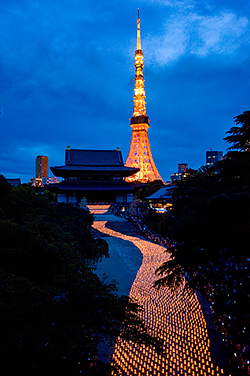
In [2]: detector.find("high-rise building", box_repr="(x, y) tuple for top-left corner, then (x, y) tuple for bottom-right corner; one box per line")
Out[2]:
(178, 163), (188, 174)
(36, 155), (48, 179)
(206, 149), (223, 167)
(125, 10), (162, 183)
(171, 163), (188, 182)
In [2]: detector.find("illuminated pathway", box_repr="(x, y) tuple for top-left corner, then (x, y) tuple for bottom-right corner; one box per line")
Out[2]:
(90, 206), (231, 376)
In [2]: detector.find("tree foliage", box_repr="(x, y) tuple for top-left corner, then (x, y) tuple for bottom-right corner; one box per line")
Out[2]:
(153, 112), (250, 291)
(152, 112), (250, 374)
(0, 177), (161, 375)
(224, 110), (250, 151)
(136, 180), (164, 201)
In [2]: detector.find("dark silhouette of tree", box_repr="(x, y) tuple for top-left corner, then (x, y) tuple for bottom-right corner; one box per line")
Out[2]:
(224, 110), (250, 151)
(0, 176), (162, 376)
(152, 111), (250, 375)
(135, 180), (164, 201)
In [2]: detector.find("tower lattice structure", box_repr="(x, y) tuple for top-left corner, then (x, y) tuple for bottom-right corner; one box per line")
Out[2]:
(125, 10), (162, 183)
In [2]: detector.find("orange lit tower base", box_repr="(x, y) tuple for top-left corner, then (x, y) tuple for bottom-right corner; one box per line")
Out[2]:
(125, 10), (162, 183)
(125, 115), (162, 182)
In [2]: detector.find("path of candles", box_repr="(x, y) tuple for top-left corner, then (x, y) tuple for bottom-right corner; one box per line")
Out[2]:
(91, 207), (231, 376)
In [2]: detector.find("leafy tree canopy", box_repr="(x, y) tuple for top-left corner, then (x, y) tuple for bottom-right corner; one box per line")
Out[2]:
(224, 110), (250, 152)
(136, 180), (164, 200)
(0, 176), (161, 375)
(151, 112), (250, 374)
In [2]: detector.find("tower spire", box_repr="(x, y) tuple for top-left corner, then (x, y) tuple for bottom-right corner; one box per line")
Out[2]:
(133, 8), (146, 117)
(125, 11), (162, 183)
(137, 8), (141, 51)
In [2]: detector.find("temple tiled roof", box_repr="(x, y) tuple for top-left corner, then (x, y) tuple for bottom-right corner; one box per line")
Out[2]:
(65, 149), (124, 166)
(51, 149), (139, 178)
(51, 165), (137, 172)
(146, 185), (176, 200)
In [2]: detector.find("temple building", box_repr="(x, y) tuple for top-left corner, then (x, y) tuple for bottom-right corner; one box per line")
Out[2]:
(125, 10), (162, 183)
(145, 185), (175, 212)
(50, 148), (140, 204)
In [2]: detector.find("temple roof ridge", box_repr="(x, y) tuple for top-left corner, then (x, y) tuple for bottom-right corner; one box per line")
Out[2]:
(65, 149), (125, 166)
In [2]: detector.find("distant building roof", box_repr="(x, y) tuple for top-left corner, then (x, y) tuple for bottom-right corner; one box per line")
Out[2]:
(6, 178), (21, 187)
(146, 185), (176, 200)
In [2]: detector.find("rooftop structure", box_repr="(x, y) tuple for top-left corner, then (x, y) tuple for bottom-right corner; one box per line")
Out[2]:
(6, 178), (21, 187)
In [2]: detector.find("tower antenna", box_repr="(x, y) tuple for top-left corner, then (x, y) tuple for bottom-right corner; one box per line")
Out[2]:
(137, 8), (141, 50)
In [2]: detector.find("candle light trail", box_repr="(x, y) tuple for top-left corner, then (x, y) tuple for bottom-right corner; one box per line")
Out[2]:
(92, 207), (231, 376)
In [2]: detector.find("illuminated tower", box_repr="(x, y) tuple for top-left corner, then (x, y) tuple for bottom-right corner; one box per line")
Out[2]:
(125, 10), (162, 183)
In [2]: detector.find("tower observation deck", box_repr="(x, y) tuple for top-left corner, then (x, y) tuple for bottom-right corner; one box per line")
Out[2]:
(125, 10), (162, 183)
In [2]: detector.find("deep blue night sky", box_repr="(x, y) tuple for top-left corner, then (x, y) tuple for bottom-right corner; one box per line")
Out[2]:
(1, 0), (250, 182)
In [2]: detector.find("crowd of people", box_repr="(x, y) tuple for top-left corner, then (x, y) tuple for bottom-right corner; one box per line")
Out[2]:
(111, 203), (170, 247)
(202, 258), (250, 375)
(111, 203), (250, 376)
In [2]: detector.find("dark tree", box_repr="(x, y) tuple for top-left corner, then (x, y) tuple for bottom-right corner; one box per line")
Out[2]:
(136, 180), (164, 200)
(224, 110), (250, 151)
(0, 177), (162, 376)
(152, 112), (250, 375)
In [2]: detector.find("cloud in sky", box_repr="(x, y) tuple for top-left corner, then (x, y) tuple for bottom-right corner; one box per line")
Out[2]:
(144, 10), (249, 65)
(0, 0), (250, 182)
